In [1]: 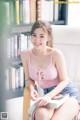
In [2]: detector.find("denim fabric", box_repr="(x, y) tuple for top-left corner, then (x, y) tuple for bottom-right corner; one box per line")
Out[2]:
(43, 80), (80, 101)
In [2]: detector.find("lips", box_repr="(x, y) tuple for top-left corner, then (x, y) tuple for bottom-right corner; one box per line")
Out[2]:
(34, 43), (42, 46)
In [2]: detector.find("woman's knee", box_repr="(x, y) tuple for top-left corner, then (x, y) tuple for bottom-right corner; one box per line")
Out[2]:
(35, 107), (49, 119)
(35, 107), (53, 120)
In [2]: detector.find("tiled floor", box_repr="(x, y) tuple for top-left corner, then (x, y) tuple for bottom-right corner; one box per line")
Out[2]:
(6, 97), (23, 120)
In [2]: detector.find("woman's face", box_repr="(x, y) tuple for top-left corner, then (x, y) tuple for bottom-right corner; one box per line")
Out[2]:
(31, 28), (48, 49)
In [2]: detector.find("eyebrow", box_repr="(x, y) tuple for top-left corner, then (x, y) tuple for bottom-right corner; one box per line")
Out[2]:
(33, 32), (44, 36)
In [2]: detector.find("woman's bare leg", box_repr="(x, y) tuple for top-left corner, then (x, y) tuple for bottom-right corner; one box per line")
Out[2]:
(51, 97), (79, 120)
(35, 107), (54, 120)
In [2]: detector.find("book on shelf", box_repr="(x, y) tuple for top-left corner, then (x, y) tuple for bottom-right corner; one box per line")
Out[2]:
(6, 65), (24, 90)
(9, 0), (16, 25)
(28, 94), (69, 119)
(30, 0), (36, 23)
(53, 0), (59, 21)
(41, 0), (54, 22)
(19, 0), (23, 23)
(15, 0), (20, 25)
(23, 0), (30, 24)
(7, 33), (28, 59)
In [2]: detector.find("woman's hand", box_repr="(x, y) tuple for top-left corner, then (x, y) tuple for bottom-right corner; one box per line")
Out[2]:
(30, 89), (39, 101)
(37, 94), (52, 107)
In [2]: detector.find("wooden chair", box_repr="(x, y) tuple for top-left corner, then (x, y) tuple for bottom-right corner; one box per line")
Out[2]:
(23, 87), (30, 120)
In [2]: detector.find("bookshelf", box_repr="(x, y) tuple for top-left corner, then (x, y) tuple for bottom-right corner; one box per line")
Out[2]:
(5, 0), (68, 99)
(6, 88), (23, 99)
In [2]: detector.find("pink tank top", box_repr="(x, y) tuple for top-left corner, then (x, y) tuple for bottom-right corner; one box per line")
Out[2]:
(27, 50), (60, 89)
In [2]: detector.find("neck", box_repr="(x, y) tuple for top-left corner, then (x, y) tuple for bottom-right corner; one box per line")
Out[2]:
(32, 47), (48, 56)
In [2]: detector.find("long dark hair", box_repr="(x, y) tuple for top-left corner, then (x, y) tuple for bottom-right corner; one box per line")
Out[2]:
(30, 20), (53, 47)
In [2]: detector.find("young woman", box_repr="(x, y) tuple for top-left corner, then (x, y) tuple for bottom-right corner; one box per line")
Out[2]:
(21, 21), (80, 120)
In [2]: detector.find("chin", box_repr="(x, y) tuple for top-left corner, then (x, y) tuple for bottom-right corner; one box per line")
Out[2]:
(34, 44), (42, 49)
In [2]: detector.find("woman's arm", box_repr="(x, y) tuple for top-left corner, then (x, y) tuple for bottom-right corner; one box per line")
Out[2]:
(21, 50), (39, 101)
(21, 50), (35, 91)
(48, 49), (68, 98)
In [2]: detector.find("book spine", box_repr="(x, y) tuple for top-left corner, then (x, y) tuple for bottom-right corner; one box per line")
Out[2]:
(36, 0), (41, 21)
(20, 66), (24, 88)
(7, 37), (11, 58)
(5, 1), (10, 25)
(19, 0), (23, 23)
(30, 0), (36, 23)
(10, 36), (15, 59)
(9, 67), (12, 90)
(53, 0), (59, 21)
(15, 0), (20, 25)
(22, 0), (30, 24)
(9, 0), (16, 25)
(5, 69), (9, 90)
(15, 66), (20, 88)
(49, 0), (54, 22)
(11, 66), (16, 90)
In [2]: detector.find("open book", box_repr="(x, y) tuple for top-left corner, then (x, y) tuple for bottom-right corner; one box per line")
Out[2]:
(28, 94), (69, 119)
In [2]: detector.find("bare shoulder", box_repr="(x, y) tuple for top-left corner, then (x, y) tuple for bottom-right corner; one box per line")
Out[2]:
(52, 48), (64, 59)
(21, 50), (30, 61)
(21, 50), (27, 57)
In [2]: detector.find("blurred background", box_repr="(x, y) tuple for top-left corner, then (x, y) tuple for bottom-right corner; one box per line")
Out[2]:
(0, 0), (80, 119)
(0, 1), (8, 112)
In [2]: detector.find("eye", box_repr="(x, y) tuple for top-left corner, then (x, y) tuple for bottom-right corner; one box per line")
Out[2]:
(40, 35), (44, 38)
(32, 34), (36, 37)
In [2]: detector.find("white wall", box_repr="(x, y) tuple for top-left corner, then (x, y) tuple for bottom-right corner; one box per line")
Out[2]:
(52, 25), (80, 89)
(68, 0), (80, 26)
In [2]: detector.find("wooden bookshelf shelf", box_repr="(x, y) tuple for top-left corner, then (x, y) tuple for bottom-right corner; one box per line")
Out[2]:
(9, 57), (22, 66)
(10, 24), (32, 34)
(10, 20), (66, 34)
(50, 20), (65, 25)
(6, 88), (24, 99)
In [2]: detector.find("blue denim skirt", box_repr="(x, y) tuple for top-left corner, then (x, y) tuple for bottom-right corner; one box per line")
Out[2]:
(43, 80), (80, 101)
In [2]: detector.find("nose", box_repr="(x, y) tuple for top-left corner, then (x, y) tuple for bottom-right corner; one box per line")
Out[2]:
(35, 36), (40, 43)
